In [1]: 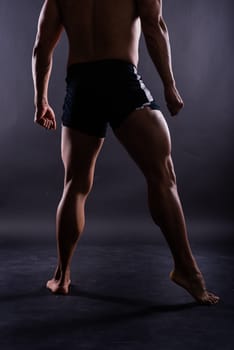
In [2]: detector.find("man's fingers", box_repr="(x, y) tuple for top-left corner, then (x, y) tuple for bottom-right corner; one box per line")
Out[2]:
(48, 119), (55, 129)
(35, 117), (45, 126)
(164, 85), (184, 116)
(44, 118), (54, 129)
(168, 100), (184, 116)
(35, 117), (56, 130)
(34, 105), (56, 130)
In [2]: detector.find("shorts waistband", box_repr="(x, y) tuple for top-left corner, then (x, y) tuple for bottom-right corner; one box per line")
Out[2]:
(66, 59), (137, 79)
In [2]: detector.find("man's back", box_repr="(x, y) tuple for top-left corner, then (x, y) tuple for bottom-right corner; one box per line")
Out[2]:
(57, 0), (141, 66)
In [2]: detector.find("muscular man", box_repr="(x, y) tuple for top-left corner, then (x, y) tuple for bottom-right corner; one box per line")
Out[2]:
(32, 0), (219, 304)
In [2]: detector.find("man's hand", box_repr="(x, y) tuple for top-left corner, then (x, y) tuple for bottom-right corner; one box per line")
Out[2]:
(34, 103), (57, 130)
(164, 85), (184, 116)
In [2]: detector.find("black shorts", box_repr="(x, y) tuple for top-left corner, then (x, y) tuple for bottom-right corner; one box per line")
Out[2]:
(62, 59), (160, 138)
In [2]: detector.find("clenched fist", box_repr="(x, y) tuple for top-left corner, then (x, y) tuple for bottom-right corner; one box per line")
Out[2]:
(34, 103), (57, 130)
(164, 85), (184, 116)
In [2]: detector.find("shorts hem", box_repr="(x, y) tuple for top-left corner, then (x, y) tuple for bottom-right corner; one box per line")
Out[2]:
(61, 121), (107, 138)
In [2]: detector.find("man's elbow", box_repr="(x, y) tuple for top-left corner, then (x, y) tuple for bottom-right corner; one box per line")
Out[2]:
(142, 15), (167, 36)
(158, 16), (167, 33)
(32, 42), (51, 62)
(32, 41), (44, 58)
(32, 44), (39, 59)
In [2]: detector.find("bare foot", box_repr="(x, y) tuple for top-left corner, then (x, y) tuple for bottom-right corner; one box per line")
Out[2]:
(46, 266), (71, 295)
(46, 278), (71, 295)
(170, 269), (220, 305)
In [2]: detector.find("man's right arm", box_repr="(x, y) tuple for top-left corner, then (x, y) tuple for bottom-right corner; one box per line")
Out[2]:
(32, 0), (63, 129)
(137, 0), (184, 116)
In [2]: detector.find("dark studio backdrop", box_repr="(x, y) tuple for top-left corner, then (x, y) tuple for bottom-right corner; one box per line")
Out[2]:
(0, 0), (233, 246)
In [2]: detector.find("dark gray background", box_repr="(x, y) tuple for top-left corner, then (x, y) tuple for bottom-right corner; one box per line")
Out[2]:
(0, 0), (233, 242)
(0, 2), (233, 349)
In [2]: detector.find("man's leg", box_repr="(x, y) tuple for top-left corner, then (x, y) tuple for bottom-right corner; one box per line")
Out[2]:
(113, 108), (219, 304)
(47, 127), (104, 294)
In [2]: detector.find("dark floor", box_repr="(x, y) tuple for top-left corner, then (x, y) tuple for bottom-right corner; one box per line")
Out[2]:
(0, 222), (233, 350)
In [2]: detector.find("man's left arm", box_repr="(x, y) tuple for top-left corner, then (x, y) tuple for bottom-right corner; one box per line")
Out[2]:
(32, 0), (63, 130)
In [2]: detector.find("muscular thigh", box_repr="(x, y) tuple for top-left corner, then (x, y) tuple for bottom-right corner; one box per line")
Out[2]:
(113, 108), (173, 177)
(61, 126), (104, 181)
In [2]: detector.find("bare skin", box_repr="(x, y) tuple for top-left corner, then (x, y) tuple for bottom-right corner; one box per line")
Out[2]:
(32, 0), (219, 304)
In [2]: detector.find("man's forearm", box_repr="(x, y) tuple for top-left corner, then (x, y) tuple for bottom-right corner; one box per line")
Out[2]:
(32, 45), (52, 107)
(142, 18), (175, 88)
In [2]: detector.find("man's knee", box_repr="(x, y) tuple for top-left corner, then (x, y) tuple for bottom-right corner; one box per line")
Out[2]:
(64, 170), (94, 196)
(146, 156), (177, 193)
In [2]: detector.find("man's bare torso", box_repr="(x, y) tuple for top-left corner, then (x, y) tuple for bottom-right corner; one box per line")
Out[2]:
(57, 0), (141, 66)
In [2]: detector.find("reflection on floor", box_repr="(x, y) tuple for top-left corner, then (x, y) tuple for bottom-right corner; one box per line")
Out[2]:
(0, 233), (233, 350)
